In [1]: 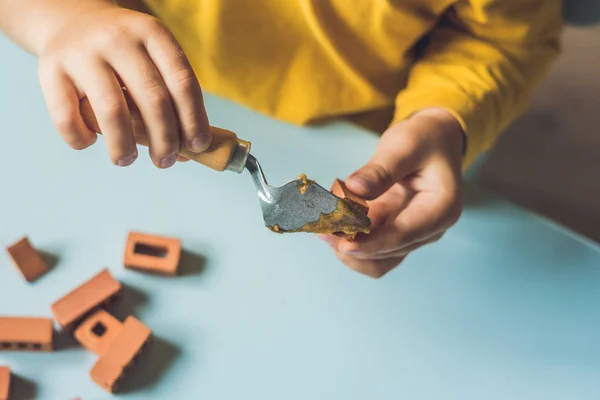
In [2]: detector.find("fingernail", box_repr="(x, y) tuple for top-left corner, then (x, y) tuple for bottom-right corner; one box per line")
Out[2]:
(348, 175), (372, 192)
(159, 153), (177, 168)
(190, 136), (209, 152)
(117, 152), (137, 167)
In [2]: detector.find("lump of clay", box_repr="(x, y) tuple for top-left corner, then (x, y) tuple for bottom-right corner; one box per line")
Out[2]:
(268, 178), (371, 238)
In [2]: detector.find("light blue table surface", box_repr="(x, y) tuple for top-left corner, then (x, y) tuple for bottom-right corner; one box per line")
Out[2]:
(2, 35), (600, 400)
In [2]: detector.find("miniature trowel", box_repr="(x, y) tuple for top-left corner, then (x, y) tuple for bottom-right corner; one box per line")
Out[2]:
(80, 98), (371, 235)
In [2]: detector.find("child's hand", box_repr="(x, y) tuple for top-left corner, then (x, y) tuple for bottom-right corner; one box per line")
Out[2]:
(37, 3), (210, 168)
(320, 108), (465, 278)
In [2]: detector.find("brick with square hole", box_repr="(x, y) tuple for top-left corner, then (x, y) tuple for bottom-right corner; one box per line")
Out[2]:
(74, 310), (124, 356)
(124, 232), (181, 275)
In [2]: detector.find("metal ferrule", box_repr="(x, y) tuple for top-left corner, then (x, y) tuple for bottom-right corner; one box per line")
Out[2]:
(227, 139), (252, 173)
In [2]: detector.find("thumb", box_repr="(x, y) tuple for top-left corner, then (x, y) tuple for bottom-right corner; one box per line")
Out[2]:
(346, 138), (422, 200)
(346, 163), (394, 200)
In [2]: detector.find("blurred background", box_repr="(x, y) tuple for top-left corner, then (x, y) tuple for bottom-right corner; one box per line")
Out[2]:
(470, 18), (600, 243)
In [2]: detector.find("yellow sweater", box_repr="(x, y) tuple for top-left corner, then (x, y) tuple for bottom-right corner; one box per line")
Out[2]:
(144, 0), (563, 168)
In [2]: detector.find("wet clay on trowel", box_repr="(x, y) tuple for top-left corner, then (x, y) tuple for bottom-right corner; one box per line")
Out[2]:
(296, 173), (315, 195)
(268, 176), (371, 235)
(288, 198), (371, 235)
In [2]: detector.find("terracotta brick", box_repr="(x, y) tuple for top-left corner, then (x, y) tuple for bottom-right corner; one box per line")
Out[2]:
(330, 179), (370, 241)
(74, 310), (123, 356)
(5, 236), (49, 282)
(51, 269), (122, 331)
(124, 232), (181, 276)
(90, 316), (151, 393)
(0, 366), (9, 400)
(0, 317), (53, 351)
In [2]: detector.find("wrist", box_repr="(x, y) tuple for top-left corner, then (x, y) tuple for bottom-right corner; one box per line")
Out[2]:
(407, 108), (465, 160)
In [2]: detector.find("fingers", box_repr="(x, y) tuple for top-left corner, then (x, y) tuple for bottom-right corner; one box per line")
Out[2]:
(336, 252), (406, 279)
(342, 233), (444, 261)
(127, 102), (193, 163)
(339, 188), (460, 256)
(346, 163), (395, 200)
(323, 233), (442, 278)
(68, 59), (138, 166)
(105, 42), (180, 168)
(38, 63), (97, 150)
(40, 12), (208, 169)
(321, 113), (465, 278)
(49, 15), (208, 170)
(346, 124), (424, 200)
(339, 152), (462, 255)
(140, 18), (211, 153)
(320, 159), (461, 278)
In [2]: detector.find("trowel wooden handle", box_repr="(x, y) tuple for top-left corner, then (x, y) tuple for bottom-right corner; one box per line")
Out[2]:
(79, 97), (241, 171)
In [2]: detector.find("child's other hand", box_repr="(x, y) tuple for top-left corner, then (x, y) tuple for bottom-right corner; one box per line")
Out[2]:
(320, 109), (464, 278)
(38, 3), (210, 168)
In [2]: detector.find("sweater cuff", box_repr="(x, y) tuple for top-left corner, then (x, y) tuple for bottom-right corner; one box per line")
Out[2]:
(393, 88), (485, 171)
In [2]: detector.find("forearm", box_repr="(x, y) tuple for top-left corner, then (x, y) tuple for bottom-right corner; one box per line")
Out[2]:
(0, 0), (114, 55)
(394, 1), (562, 169)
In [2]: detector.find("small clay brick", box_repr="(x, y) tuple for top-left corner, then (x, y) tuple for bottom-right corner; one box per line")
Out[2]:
(330, 179), (369, 214)
(74, 310), (123, 356)
(51, 269), (122, 331)
(0, 317), (53, 351)
(330, 179), (370, 241)
(124, 232), (181, 276)
(90, 316), (152, 393)
(0, 366), (9, 400)
(5, 236), (49, 282)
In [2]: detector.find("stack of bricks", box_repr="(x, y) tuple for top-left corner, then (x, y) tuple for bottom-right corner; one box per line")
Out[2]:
(76, 311), (151, 392)
(1, 231), (182, 396)
(51, 269), (152, 393)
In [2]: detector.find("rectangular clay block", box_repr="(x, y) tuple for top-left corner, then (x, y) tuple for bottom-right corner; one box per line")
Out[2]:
(330, 179), (370, 241)
(0, 366), (9, 400)
(51, 269), (122, 330)
(90, 316), (152, 393)
(5, 236), (49, 282)
(74, 309), (123, 356)
(124, 232), (181, 275)
(0, 317), (53, 351)
(330, 179), (369, 213)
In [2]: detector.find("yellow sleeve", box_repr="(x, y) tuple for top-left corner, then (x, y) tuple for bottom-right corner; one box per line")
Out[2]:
(393, 0), (563, 169)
